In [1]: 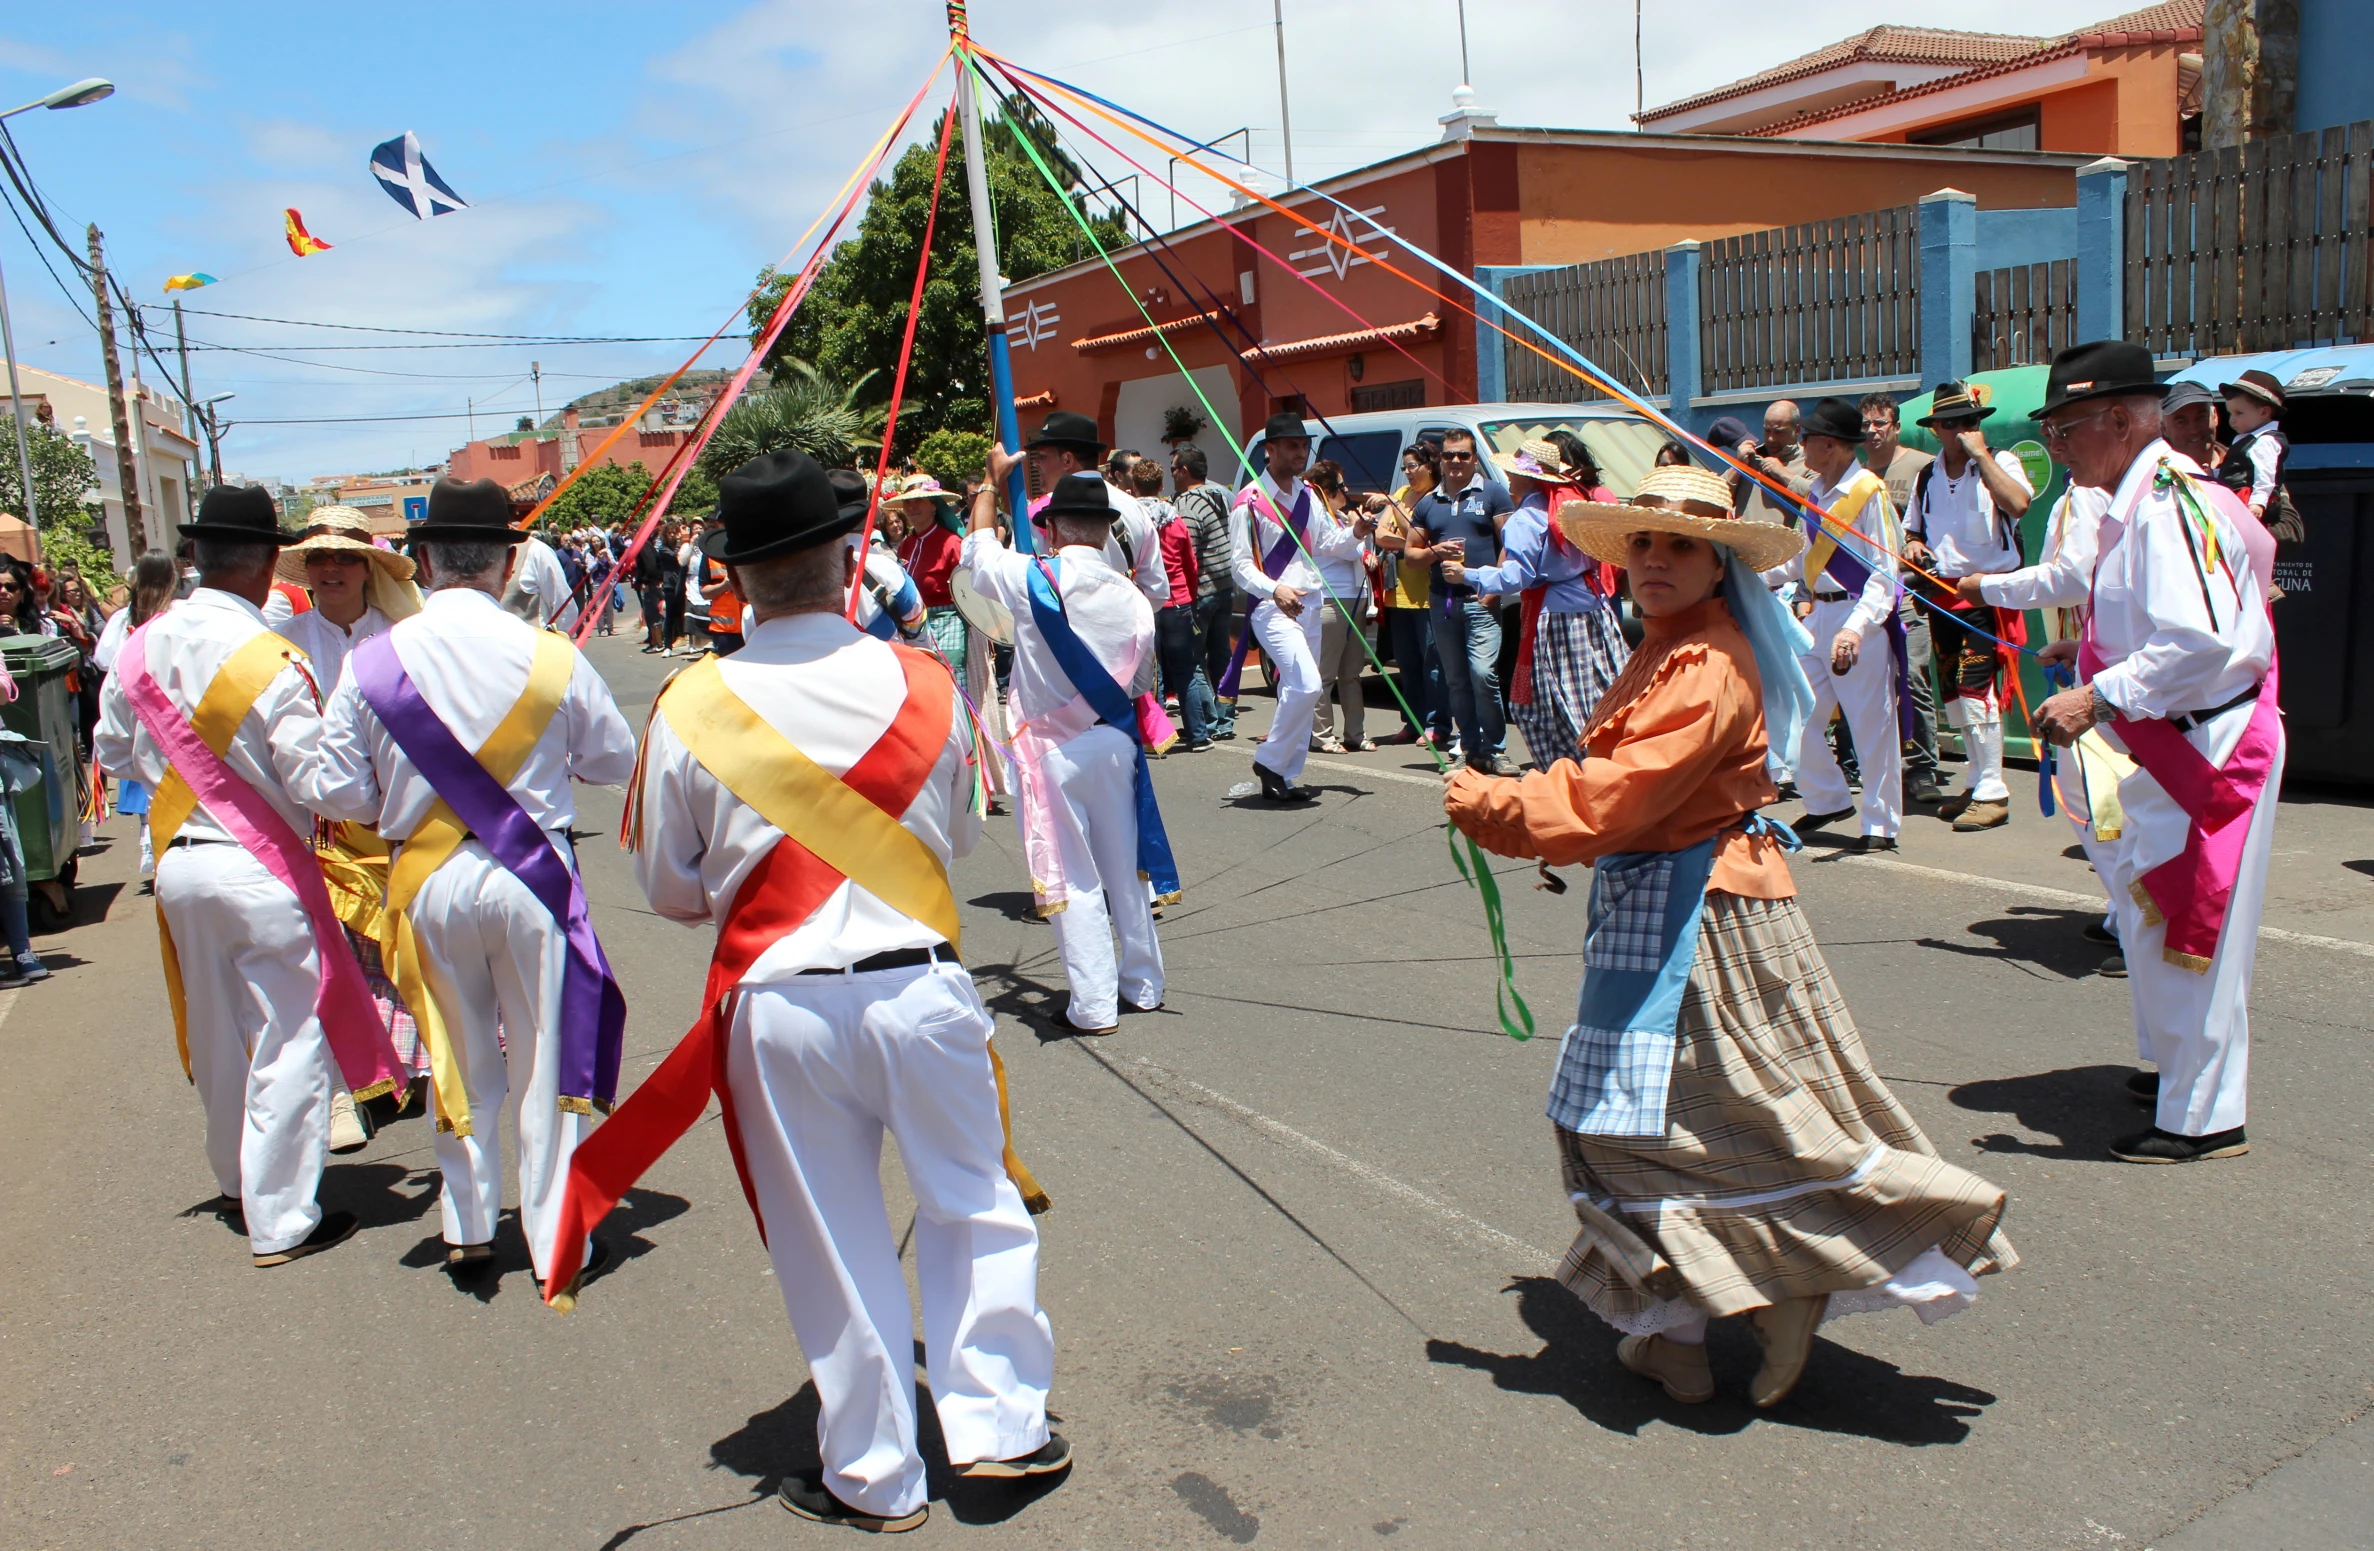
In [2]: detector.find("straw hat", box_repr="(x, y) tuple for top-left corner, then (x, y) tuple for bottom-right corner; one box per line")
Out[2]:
(275, 505), (423, 620)
(889, 473), (950, 507)
(1552, 462), (1805, 573)
(1489, 437), (1581, 485)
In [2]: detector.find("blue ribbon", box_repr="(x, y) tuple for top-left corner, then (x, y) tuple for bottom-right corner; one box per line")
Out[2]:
(1023, 557), (1183, 902)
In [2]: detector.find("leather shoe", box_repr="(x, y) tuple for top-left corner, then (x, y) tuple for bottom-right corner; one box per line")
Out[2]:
(2098, 952), (2127, 978)
(959, 1433), (1073, 1479)
(1616, 1333), (1715, 1403)
(2124, 1069), (2158, 1103)
(1952, 797), (2011, 832)
(2110, 1125), (2248, 1164)
(1906, 775), (1944, 805)
(1935, 791), (1974, 821)
(1256, 763), (1317, 803)
(1795, 807), (1854, 832)
(1858, 835), (1900, 853)
(779, 1476), (928, 1533)
(2083, 917), (2119, 945)
(253, 1209), (358, 1268)
(1748, 1293), (1828, 1407)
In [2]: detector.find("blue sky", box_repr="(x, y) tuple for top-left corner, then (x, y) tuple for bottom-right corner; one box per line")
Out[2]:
(0, 1), (2092, 484)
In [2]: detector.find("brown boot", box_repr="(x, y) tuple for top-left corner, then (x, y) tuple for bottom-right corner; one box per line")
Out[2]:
(1748, 1294), (1829, 1407)
(1935, 791), (1974, 821)
(1952, 797), (2011, 832)
(1616, 1333), (1715, 1403)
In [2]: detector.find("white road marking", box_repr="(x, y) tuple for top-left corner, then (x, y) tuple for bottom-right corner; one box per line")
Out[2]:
(1820, 852), (2374, 960)
(1297, 756), (1450, 790)
(1128, 1055), (1556, 1270)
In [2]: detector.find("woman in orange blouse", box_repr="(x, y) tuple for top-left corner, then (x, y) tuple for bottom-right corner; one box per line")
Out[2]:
(1445, 463), (2016, 1409)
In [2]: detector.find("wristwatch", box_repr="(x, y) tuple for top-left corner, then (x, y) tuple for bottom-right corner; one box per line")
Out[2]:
(2088, 684), (2114, 725)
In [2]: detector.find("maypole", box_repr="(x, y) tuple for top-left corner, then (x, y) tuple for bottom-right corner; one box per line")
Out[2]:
(949, 2), (1032, 552)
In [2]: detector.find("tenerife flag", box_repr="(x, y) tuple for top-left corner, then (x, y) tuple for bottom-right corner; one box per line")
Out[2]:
(369, 131), (469, 219)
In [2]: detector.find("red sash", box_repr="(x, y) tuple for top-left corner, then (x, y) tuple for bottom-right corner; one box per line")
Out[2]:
(544, 648), (952, 1303)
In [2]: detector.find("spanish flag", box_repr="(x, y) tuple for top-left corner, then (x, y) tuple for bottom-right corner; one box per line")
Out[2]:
(283, 209), (332, 257)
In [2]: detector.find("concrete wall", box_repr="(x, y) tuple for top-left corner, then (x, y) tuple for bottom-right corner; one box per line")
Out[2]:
(1974, 205), (2080, 272)
(2295, 0), (2374, 134)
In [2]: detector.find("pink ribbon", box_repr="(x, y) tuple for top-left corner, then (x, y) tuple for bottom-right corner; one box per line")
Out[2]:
(120, 622), (402, 1097)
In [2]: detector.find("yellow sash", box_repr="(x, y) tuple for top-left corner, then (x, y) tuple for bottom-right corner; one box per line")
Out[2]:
(381, 632), (575, 1136)
(1801, 470), (1886, 585)
(148, 632), (306, 1082)
(659, 658), (961, 951)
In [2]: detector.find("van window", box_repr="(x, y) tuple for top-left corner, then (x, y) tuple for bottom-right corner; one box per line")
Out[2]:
(1476, 416), (1671, 498)
(1314, 431), (1402, 496)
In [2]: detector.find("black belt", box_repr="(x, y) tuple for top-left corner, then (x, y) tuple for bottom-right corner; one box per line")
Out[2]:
(2168, 683), (2262, 734)
(1812, 588), (1850, 602)
(797, 943), (959, 976)
(166, 835), (234, 851)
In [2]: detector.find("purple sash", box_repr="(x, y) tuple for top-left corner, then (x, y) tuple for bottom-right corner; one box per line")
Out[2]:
(1811, 541), (1920, 744)
(1218, 484), (1310, 698)
(350, 636), (625, 1111)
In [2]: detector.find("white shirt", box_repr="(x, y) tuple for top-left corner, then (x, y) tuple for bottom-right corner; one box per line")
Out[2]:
(1909, 448), (2032, 578)
(1228, 472), (1362, 601)
(2086, 440), (2275, 727)
(2231, 427), (2283, 508)
(92, 606), (132, 673)
(299, 586), (636, 839)
(94, 588), (323, 845)
(960, 529), (1155, 732)
(634, 612), (981, 978)
(502, 536), (580, 631)
(262, 587), (296, 628)
(1976, 485), (2112, 613)
(1033, 479), (1170, 607)
(280, 605), (391, 695)
(1763, 465), (1900, 639)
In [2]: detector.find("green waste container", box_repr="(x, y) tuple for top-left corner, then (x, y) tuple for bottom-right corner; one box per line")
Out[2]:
(0, 634), (84, 917)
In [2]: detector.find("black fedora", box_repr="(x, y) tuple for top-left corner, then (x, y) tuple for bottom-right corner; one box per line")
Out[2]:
(1261, 410), (1310, 443)
(701, 450), (861, 566)
(1041, 470), (1117, 527)
(1022, 410), (1105, 455)
(1799, 396), (1865, 445)
(2041, 340), (2165, 417)
(406, 477), (529, 546)
(180, 483), (287, 542)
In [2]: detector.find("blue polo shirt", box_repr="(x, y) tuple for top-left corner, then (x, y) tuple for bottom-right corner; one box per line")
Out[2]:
(1413, 478), (1513, 599)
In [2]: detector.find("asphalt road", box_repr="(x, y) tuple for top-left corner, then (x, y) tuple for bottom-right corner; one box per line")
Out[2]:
(5, 634), (2371, 1550)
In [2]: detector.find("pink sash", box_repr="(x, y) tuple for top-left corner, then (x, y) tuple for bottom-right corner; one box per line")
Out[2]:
(121, 624), (403, 1096)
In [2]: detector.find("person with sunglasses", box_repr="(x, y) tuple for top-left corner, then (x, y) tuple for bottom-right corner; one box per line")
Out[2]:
(1408, 429), (1517, 775)
(2020, 341), (2279, 1167)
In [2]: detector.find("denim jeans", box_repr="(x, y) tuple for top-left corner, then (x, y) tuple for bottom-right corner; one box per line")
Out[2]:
(1384, 606), (1446, 737)
(1429, 597), (1505, 764)
(1155, 604), (1216, 744)
(1194, 589), (1237, 733)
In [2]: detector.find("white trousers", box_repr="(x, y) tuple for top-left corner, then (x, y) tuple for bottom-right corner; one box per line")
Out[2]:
(728, 964), (1052, 1519)
(408, 838), (590, 1280)
(1794, 597), (1902, 839)
(1043, 724), (1164, 1028)
(156, 842), (334, 1256)
(1249, 597), (1323, 783)
(2109, 723), (2284, 1137)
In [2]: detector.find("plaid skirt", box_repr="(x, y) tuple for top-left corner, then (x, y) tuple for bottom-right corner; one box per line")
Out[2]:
(1512, 607), (1629, 768)
(348, 927), (429, 1076)
(1555, 891), (2016, 1330)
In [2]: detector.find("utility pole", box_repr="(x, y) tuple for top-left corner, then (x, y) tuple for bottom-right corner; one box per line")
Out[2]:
(0, 251), (36, 527)
(950, 6), (1031, 549)
(171, 299), (198, 440)
(122, 300), (160, 524)
(87, 224), (145, 555)
(1456, 0), (1471, 95)
(1636, 0), (1645, 123)
(1272, 0), (1296, 186)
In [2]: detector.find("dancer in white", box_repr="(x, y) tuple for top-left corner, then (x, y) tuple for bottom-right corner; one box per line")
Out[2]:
(2025, 342), (2280, 1164)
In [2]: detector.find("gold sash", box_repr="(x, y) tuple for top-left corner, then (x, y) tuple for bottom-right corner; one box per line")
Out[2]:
(1801, 470), (1887, 585)
(380, 632), (575, 1136)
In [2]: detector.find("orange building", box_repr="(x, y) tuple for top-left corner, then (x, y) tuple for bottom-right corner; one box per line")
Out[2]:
(1001, 112), (2092, 460)
(445, 404), (706, 487)
(1637, 3), (2204, 158)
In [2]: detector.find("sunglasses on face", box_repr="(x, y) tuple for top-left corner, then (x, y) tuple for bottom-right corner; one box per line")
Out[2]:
(1441, 450), (1475, 461)
(2040, 405), (2114, 443)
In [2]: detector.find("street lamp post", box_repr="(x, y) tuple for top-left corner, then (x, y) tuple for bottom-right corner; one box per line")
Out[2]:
(0, 79), (115, 529)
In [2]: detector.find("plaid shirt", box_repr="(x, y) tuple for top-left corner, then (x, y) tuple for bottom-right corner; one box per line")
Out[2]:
(1547, 842), (1717, 1138)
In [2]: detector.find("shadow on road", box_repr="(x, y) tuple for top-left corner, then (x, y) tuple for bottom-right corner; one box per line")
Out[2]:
(1426, 1277), (1995, 1444)
(1915, 904), (2108, 980)
(968, 890), (1047, 925)
(1948, 1063), (2138, 1159)
(391, 1187), (691, 1305)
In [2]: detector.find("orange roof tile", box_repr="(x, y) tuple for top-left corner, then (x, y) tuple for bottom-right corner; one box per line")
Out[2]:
(1640, 25), (2045, 124)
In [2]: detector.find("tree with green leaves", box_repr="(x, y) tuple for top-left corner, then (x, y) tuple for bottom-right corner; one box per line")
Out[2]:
(531, 460), (719, 533)
(751, 100), (1127, 461)
(0, 420), (101, 532)
(697, 360), (883, 478)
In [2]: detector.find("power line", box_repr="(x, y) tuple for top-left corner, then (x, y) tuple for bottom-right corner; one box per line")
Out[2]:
(169, 337), (726, 353)
(153, 305), (722, 344)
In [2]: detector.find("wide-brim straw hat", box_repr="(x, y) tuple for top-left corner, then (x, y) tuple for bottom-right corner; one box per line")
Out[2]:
(1490, 437), (1581, 485)
(1552, 462), (1805, 573)
(275, 505), (423, 619)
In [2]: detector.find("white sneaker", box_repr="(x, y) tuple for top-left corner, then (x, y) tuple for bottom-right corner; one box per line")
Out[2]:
(328, 1090), (371, 1154)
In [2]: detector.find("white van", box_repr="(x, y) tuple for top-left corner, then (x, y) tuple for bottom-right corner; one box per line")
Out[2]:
(1236, 401), (1676, 499)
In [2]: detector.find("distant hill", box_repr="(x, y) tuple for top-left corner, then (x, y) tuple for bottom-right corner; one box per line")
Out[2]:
(545, 369), (735, 431)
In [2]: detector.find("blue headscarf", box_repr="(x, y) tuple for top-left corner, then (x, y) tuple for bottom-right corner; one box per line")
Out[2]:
(1719, 547), (1814, 780)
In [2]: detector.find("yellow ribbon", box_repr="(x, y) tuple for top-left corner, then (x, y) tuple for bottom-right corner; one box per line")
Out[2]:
(147, 632), (304, 1081)
(316, 824), (392, 940)
(658, 657), (962, 952)
(1801, 470), (1884, 586)
(380, 632), (575, 1136)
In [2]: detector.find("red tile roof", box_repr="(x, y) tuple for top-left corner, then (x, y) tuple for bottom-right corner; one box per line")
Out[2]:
(1640, 26), (2046, 124)
(1241, 315), (1440, 367)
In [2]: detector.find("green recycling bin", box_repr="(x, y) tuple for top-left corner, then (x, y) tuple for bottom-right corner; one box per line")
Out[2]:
(0, 634), (84, 915)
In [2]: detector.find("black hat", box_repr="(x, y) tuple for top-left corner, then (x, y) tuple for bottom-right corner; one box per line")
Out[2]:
(1799, 396), (1865, 445)
(1917, 379), (1997, 427)
(825, 468), (874, 523)
(1041, 471), (1116, 526)
(405, 477), (529, 546)
(1022, 410), (1104, 454)
(179, 483), (287, 542)
(701, 450), (862, 566)
(2041, 340), (2165, 417)
(2219, 367), (2286, 413)
(1261, 410), (1310, 442)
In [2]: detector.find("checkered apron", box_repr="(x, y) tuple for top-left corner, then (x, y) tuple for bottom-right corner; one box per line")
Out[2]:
(1511, 606), (1630, 768)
